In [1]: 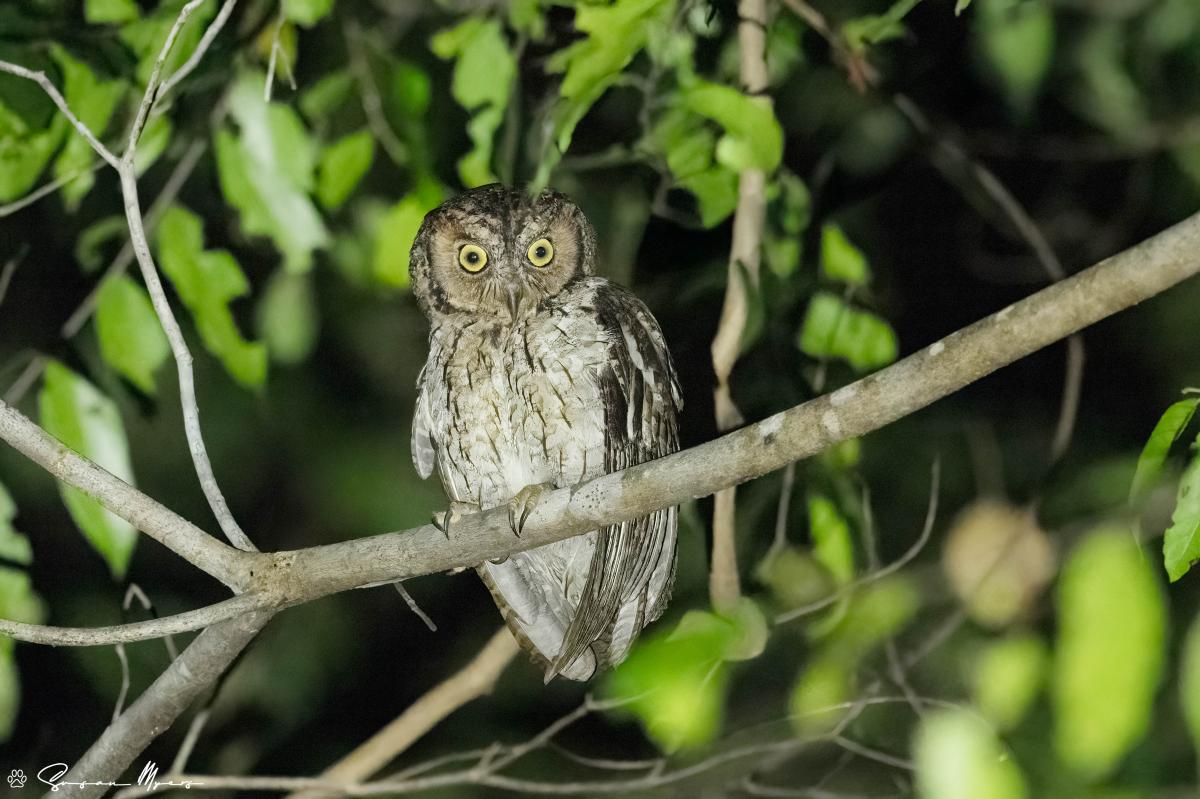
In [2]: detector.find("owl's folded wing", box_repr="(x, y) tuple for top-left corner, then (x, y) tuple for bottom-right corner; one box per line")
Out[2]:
(550, 282), (682, 678)
(411, 364), (437, 480)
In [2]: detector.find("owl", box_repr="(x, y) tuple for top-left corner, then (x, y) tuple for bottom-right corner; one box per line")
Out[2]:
(408, 185), (683, 682)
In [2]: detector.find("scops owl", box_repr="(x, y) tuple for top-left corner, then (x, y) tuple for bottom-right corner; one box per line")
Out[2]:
(409, 185), (683, 682)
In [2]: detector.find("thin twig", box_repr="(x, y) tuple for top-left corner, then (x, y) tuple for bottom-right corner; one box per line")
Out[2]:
(0, 593), (263, 646)
(343, 19), (408, 167)
(264, 9), (287, 102)
(0, 244), (28, 307)
(0, 61), (120, 168)
(0, 164), (105, 219)
(3, 212), (1200, 645)
(777, 460), (941, 624)
(285, 629), (518, 799)
(2, 355), (45, 405)
(159, 0), (240, 98)
(393, 581), (437, 632)
(61, 136), (210, 339)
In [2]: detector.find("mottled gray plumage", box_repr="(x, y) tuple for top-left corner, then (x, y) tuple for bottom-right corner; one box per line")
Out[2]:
(409, 185), (682, 681)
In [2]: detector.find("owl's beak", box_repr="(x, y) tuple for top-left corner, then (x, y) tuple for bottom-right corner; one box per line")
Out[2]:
(505, 283), (523, 321)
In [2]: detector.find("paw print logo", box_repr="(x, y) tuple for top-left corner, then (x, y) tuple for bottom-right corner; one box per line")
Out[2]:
(7, 768), (27, 788)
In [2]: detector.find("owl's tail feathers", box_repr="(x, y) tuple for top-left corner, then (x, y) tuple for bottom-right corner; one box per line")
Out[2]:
(547, 508), (677, 680)
(476, 555), (598, 682)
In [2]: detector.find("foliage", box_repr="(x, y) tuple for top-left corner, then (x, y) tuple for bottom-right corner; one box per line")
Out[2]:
(1, 0), (1200, 795)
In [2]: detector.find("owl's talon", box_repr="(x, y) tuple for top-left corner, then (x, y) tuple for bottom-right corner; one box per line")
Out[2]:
(507, 483), (552, 538)
(432, 501), (479, 539)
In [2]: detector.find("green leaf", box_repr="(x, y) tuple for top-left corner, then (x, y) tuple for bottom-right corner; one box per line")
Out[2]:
(808, 493), (854, 584)
(1164, 442), (1200, 582)
(974, 0), (1054, 116)
(605, 599), (764, 751)
(317, 129), (374, 210)
(49, 46), (126, 209)
(1054, 528), (1166, 779)
(38, 361), (138, 578)
(798, 292), (898, 371)
(1070, 22), (1148, 141)
(216, 72), (329, 273)
(431, 18), (516, 187)
(755, 546), (835, 610)
(972, 634), (1047, 730)
(765, 171), (811, 278)
(820, 224), (870, 286)
(536, 0), (674, 186)
(956, 0), (973, 13)
(1180, 610), (1200, 759)
(843, 0), (923, 51)
(85, 0), (139, 24)
(678, 169), (738, 228)
(96, 276), (170, 394)
(283, 0), (334, 27)
(915, 709), (1029, 799)
(0, 91), (68, 203)
(0, 565), (44, 742)
(791, 577), (919, 731)
(681, 80), (784, 173)
(1130, 398), (1199, 504)
(373, 183), (444, 289)
(156, 205), (268, 388)
(300, 69), (354, 122)
(257, 270), (319, 365)
(0, 482), (33, 566)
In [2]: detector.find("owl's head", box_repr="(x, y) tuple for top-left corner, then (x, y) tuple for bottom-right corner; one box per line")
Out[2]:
(409, 185), (597, 322)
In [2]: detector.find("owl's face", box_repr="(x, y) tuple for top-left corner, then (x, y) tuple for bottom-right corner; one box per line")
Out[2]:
(409, 185), (597, 323)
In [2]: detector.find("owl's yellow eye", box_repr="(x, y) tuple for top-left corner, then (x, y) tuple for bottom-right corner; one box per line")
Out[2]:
(527, 238), (554, 267)
(458, 244), (488, 273)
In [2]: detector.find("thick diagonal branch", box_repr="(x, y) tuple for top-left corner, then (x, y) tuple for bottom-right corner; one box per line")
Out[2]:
(3, 210), (1200, 648)
(48, 610), (274, 799)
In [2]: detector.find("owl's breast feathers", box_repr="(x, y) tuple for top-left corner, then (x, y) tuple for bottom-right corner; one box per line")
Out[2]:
(413, 277), (682, 680)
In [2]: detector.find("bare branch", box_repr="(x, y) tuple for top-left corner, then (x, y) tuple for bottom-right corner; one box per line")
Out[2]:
(343, 19), (409, 167)
(287, 629), (518, 799)
(0, 244), (27, 307)
(0, 164), (105, 219)
(0, 61), (120, 168)
(777, 460), (940, 624)
(0, 399), (252, 589)
(158, 0), (240, 99)
(112, 2), (257, 552)
(0, 593), (262, 646)
(53, 610), (274, 799)
(393, 581), (437, 632)
(708, 0), (772, 613)
(2, 213), (1199, 654)
(61, 136), (210, 339)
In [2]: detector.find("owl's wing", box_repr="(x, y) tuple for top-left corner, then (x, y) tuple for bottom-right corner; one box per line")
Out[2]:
(411, 363), (437, 480)
(550, 282), (682, 678)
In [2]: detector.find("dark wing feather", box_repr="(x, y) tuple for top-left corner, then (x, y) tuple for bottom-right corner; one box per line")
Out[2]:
(550, 282), (682, 676)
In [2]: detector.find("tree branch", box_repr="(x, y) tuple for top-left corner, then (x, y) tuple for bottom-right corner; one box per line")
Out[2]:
(708, 0), (772, 614)
(0, 398), (253, 589)
(287, 628), (519, 799)
(5, 210), (1200, 649)
(0, 593), (262, 646)
(0, 62), (120, 168)
(49, 610), (275, 799)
